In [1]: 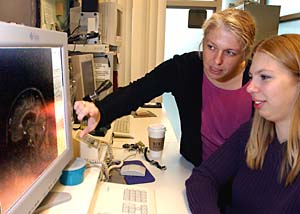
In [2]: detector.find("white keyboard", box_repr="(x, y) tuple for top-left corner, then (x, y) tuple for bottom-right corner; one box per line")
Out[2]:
(93, 182), (156, 214)
(113, 116), (133, 138)
(114, 116), (130, 133)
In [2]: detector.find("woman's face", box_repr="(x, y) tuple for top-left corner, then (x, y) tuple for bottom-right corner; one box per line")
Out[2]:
(247, 52), (299, 125)
(203, 26), (246, 83)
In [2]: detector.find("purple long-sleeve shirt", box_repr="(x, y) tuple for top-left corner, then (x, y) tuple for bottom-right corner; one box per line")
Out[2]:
(186, 121), (300, 214)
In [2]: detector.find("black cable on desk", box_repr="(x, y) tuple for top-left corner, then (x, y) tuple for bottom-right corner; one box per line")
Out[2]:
(144, 147), (167, 170)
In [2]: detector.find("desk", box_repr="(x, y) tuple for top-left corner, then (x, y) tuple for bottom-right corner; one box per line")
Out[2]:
(42, 106), (193, 213)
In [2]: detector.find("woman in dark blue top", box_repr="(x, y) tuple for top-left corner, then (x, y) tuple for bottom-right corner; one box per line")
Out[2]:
(186, 34), (300, 213)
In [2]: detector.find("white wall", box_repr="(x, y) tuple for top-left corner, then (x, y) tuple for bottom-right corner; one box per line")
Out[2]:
(119, 0), (300, 85)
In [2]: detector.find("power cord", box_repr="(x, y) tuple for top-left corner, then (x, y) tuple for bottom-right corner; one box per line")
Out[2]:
(83, 138), (114, 181)
(121, 141), (167, 170)
(144, 147), (167, 170)
(107, 159), (124, 179)
(85, 160), (108, 181)
(68, 31), (99, 44)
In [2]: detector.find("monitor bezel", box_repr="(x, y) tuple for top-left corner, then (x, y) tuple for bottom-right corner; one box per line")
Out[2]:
(70, 53), (97, 102)
(0, 21), (73, 214)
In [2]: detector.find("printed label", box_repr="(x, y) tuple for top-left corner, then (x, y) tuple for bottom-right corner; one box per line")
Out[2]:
(149, 137), (165, 151)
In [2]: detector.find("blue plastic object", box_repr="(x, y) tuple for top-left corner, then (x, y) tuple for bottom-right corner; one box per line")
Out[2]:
(60, 158), (86, 186)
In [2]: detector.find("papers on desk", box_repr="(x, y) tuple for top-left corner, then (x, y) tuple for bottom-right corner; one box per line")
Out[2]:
(132, 109), (157, 118)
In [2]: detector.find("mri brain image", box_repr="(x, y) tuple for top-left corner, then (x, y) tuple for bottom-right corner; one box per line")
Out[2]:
(7, 87), (47, 150)
(0, 48), (61, 212)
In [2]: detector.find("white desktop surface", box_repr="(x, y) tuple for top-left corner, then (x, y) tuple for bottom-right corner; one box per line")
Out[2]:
(92, 107), (194, 214)
(39, 167), (101, 214)
(42, 106), (193, 214)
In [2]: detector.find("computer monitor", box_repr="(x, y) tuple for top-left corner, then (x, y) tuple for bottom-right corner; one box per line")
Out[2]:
(0, 22), (73, 213)
(70, 54), (97, 102)
(99, 1), (123, 46)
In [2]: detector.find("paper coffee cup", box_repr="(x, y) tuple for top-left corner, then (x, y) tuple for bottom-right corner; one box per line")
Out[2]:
(148, 124), (166, 159)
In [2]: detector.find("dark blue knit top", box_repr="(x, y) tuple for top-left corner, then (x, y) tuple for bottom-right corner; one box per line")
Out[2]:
(185, 120), (300, 214)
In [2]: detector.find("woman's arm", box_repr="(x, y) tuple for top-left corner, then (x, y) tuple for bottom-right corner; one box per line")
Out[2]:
(95, 52), (202, 126)
(185, 121), (251, 213)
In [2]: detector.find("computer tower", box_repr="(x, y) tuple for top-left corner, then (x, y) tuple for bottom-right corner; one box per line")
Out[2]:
(82, 0), (98, 12)
(70, 54), (97, 102)
(236, 3), (281, 45)
(99, 1), (123, 46)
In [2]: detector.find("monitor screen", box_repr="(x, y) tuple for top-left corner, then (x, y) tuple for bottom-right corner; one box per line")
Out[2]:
(82, 60), (96, 96)
(0, 22), (73, 213)
(70, 54), (96, 102)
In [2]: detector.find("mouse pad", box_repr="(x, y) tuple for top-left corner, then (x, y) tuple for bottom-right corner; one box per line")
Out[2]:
(123, 160), (155, 185)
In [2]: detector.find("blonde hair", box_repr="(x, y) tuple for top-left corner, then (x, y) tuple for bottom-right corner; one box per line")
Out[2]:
(202, 8), (256, 59)
(246, 34), (300, 186)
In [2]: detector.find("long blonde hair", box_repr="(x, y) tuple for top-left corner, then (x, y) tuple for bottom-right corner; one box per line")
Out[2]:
(202, 8), (256, 59)
(246, 34), (300, 186)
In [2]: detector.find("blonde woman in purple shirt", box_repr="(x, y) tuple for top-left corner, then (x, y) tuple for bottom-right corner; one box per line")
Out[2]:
(186, 34), (300, 213)
(74, 8), (256, 166)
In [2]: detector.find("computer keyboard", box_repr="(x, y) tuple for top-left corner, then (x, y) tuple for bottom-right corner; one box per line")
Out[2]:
(93, 182), (156, 214)
(113, 116), (133, 138)
(114, 116), (130, 133)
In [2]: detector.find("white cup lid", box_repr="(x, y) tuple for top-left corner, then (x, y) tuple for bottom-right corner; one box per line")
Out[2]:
(148, 124), (166, 132)
(64, 157), (86, 171)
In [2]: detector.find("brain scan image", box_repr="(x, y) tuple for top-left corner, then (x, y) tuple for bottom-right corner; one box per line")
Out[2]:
(0, 48), (60, 211)
(7, 88), (47, 152)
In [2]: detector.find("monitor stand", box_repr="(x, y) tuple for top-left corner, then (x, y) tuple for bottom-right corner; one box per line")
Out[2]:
(34, 192), (72, 213)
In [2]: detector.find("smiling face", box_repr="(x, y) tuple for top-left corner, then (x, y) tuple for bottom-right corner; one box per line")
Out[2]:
(247, 52), (300, 125)
(203, 26), (246, 87)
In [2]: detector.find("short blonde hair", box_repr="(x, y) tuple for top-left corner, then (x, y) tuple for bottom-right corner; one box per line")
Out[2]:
(202, 8), (256, 59)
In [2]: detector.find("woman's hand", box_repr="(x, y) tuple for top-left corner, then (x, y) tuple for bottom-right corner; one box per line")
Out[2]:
(74, 101), (101, 137)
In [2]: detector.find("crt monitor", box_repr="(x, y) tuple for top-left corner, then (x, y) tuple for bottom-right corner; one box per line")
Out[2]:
(0, 22), (73, 213)
(70, 53), (97, 102)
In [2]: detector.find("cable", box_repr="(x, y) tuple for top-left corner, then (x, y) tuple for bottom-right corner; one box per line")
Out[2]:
(83, 79), (112, 102)
(85, 160), (107, 181)
(107, 160), (124, 177)
(98, 140), (113, 164)
(122, 152), (138, 161)
(144, 147), (167, 170)
(92, 79), (112, 101)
